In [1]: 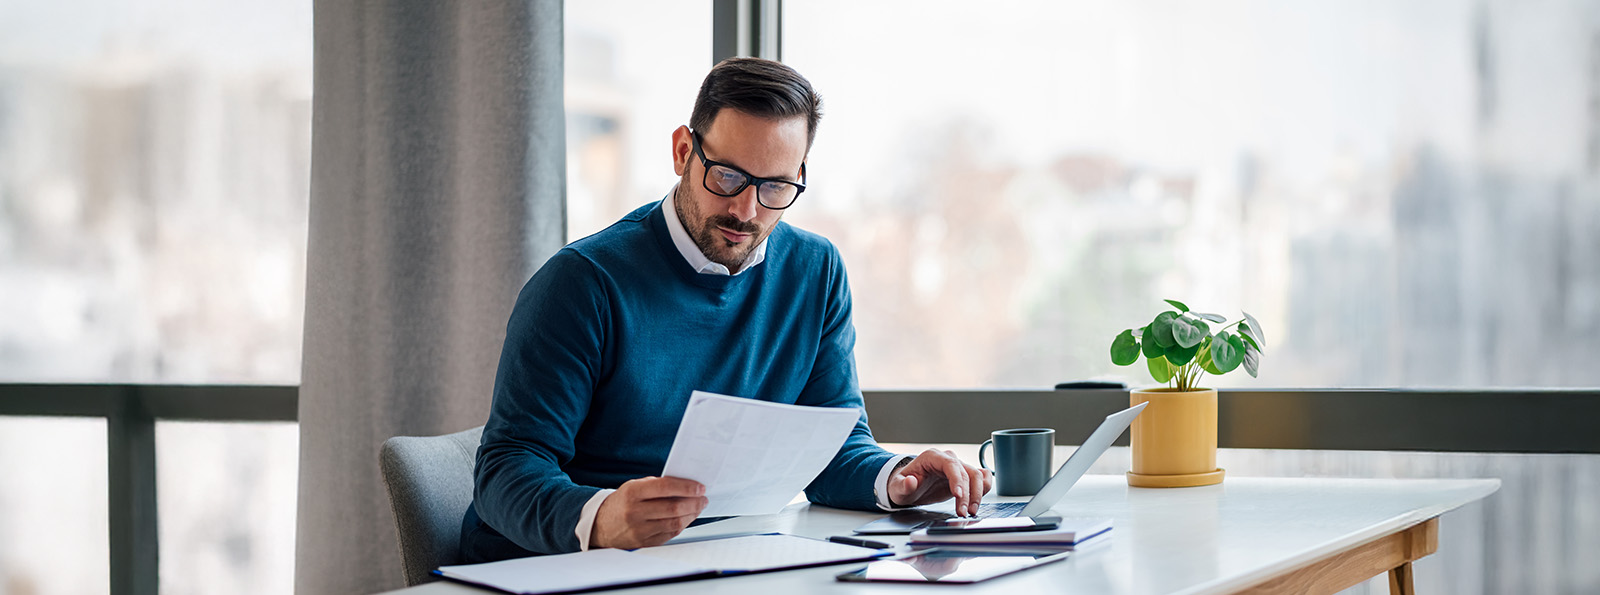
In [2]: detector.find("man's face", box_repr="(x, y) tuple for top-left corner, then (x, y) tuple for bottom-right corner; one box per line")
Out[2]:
(671, 109), (808, 270)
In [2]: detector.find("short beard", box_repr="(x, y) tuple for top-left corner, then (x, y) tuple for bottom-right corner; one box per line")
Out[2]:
(674, 179), (761, 270)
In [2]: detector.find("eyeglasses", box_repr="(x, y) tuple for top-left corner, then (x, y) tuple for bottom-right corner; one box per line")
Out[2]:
(690, 130), (807, 210)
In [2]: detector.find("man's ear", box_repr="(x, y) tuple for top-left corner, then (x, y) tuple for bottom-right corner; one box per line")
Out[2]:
(671, 126), (693, 177)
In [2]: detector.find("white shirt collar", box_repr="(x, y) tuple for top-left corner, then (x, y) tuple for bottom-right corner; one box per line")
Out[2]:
(662, 185), (768, 276)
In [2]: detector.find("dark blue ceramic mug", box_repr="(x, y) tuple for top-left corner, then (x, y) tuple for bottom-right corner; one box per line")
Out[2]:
(978, 428), (1055, 496)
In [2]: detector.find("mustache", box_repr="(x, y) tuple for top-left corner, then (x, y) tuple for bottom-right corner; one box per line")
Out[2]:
(708, 214), (760, 234)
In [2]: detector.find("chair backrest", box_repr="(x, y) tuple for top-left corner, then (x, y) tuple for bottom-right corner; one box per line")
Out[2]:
(379, 425), (484, 586)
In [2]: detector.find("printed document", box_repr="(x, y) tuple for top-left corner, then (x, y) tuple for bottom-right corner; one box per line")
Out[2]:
(662, 390), (860, 517)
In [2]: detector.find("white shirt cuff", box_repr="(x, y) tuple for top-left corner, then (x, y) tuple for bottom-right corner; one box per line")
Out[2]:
(575, 488), (615, 551)
(874, 455), (914, 510)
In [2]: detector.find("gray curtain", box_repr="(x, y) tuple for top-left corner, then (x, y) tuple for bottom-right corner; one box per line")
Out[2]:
(296, 1), (565, 593)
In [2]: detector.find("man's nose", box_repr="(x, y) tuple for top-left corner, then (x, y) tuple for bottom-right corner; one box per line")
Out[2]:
(727, 185), (760, 222)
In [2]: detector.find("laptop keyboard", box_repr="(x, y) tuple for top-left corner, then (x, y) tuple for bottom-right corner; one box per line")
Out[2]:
(912, 501), (1029, 528)
(969, 501), (1028, 520)
(853, 501), (1036, 534)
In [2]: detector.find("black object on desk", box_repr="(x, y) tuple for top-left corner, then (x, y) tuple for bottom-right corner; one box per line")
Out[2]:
(1054, 380), (1127, 390)
(828, 535), (891, 549)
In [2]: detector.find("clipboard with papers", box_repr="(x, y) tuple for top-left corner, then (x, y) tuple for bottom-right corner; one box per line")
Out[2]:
(434, 533), (892, 595)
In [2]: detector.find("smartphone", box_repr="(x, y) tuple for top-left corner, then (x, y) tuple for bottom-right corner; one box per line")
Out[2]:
(925, 515), (1061, 534)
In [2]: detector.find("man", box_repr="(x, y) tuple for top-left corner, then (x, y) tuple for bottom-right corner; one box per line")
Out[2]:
(460, 57), (991, 562)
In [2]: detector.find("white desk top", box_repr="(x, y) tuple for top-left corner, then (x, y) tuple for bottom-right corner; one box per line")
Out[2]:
(381, 475), (1498, 595)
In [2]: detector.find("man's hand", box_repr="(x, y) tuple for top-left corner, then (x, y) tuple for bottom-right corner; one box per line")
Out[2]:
(886, 449), (993, 516)
(589, 476), (708, 549)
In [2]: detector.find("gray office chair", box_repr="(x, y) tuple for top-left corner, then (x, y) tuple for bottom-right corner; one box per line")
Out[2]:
(379, 425), (484, 586)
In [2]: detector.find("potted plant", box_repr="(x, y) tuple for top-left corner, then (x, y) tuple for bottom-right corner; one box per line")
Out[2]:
(1109, 300), (1265, 487)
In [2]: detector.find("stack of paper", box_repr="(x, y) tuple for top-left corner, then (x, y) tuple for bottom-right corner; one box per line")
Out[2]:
(908, 518), (1113, 547)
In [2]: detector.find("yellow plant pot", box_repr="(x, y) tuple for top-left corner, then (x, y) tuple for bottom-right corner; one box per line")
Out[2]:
(1127, 388), (1225, 488)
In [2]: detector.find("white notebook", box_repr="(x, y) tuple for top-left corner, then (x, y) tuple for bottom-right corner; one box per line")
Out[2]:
(436, 534), (889, 594)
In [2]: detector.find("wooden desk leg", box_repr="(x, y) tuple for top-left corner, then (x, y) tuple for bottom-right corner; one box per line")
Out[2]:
(1388, 561), (1415, 595)
(1388, 515), (1437, 595)
(1236, 517), (1439, 595)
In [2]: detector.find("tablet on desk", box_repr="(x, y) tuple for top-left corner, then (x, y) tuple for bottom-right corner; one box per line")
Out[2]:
(835, 547), (1072, 584)
(926, 515), (1060, 533)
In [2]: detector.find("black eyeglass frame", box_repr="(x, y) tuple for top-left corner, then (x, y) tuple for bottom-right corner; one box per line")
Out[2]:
(690, 130), (807, 210)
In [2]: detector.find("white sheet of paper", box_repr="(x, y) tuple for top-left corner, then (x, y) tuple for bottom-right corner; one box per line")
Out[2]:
(662, 390), (860, 517)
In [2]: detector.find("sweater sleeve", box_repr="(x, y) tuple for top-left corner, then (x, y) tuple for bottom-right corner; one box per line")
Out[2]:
(798, 251), (897, 511)
(472, 250), (609, 555)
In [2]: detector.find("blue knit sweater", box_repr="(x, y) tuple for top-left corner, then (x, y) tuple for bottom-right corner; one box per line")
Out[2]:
(459, 200), (896, 561)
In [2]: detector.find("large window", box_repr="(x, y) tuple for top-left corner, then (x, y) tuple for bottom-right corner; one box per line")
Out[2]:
(0, 1), (311, 385)
(0, 0), (310, 593)
(0, 2), (711, 592)
(565, 1), (712, 242)
(156, 421), (298, 595)
(0, 417), (108, 594)
(784, 0), (1600, 390)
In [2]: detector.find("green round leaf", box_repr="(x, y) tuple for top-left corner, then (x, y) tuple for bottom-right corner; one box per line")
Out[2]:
(1170, 317), (1203, 348)
(1140, 325), (1164, 358)
(1165, 341), (1200, 366)
(1150, 311), (1178, 347)
(1242, 311), (1266, 349)
(1110, 330), (1140, 366)
(1211, 331), (1244, 374)
(1237, 325), (1261, 350)
(1242, 344), (1261, 378)
(1227, 334), (1248, 365)
(1209, 331), (1237, 371)
(1194, 312), (1226, 323)
(1147, 354), (1175, 383)
(1198, 340), (1224, 375)
(1163, 299), (1190, 313)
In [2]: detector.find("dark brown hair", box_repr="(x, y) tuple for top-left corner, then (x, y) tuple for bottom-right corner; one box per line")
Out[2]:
(689, 57), (823, 149)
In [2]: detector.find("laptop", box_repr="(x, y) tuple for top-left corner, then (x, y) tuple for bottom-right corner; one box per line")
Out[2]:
(853, 402), (1147, 535)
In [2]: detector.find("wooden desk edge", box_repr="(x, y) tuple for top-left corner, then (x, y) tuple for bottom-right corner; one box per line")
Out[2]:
(1233, 516), (1440, 595)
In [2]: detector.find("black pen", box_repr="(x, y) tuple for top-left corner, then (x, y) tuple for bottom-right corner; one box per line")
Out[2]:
(828, 535), (891, 549)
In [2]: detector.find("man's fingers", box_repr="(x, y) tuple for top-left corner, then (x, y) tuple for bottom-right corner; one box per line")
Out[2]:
(626, 526), (675, 549)
(627, 476), (706, 500)
(593, 479), (708, 550)
(966, 464), (986, 514)
(896, 473), (919, 493)
(941, 451), (972, 515)
(637, 515), (693, 542)
(630, 496), (708, 522)
(889, 472), (921, 507)
(613, 501), (701, 548)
